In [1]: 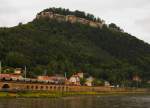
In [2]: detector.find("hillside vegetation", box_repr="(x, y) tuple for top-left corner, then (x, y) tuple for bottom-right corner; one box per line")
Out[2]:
(0, 8), (150, 85)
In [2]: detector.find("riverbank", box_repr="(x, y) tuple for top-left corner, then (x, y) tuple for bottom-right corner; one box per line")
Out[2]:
(0, 91), (149, 98)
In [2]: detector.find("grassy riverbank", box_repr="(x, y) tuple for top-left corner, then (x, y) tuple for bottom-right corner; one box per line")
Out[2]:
(0, 91), (149, 98)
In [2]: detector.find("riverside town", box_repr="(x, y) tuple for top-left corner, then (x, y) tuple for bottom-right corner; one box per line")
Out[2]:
(0, 61), (149, 93)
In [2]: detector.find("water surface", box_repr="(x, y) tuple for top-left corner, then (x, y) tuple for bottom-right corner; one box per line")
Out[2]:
(0, 95), (150, 108)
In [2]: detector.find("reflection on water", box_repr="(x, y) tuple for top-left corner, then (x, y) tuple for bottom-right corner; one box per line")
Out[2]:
(0, 95), (150, 108)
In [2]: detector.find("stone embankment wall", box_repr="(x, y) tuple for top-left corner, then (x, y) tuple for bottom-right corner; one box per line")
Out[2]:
(68, 86), (149, 92)
(0, 82), (149, 93)
(36, 11), (105, 28)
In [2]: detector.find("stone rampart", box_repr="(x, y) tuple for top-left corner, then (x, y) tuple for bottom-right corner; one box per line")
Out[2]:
(36, 11), (104, 28)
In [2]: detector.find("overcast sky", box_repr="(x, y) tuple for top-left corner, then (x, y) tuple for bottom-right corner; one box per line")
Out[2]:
(0, 0), (150, 43)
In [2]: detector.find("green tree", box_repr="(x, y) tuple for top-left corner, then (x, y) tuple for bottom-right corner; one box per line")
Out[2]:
(80, 78), (86, 86)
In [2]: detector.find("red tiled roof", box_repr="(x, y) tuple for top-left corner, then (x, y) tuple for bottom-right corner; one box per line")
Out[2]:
(0, 74), (10, 78)
(0, 74), (22, 78)
(38, 76), (50, 80)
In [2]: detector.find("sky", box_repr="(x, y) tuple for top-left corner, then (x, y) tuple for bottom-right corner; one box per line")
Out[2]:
(0, 0), (150, 43)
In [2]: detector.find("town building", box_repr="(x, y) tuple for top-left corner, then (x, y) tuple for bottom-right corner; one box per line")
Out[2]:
(0, 73), (23, 81)
(69, 74), (80, 86)
(37, 76), (52, 82)
(85, 76), (94, 86)
(37, 74), (66, 84)
(14, 68), (22, 74)
(133, 75), (142, 82)
(77, 72), (84, 79)
(104, 81), (110, 87)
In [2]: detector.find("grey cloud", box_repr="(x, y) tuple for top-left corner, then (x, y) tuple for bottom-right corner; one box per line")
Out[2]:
(136, 17), (150, 32)
(0, 7), (19, 14)
(109, 0), (150, 8)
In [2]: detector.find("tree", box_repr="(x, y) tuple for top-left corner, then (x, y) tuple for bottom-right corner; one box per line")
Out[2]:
(109, 23), (123, 32)
(80, 78), (86, 86)
(5, 52), (30, 67)
(92, 79), (104, 86)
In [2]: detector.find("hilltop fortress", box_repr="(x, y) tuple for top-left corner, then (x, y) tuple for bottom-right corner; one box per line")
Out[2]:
(36, 11), (105, 28)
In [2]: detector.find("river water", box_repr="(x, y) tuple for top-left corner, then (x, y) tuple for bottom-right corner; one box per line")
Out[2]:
(0, 95), (150, 108)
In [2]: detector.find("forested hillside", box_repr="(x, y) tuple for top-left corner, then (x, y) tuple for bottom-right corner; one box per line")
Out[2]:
(0, 8), (150, 85)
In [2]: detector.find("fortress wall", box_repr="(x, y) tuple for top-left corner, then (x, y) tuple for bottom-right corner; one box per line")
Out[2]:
(36, 12), (104, 28)
(66, 15), (78, 23)
(89, 21), (99, 28)
(36, 12), (54, 19)
(76, 18), (89, 25)
(54, 14), (66, 22)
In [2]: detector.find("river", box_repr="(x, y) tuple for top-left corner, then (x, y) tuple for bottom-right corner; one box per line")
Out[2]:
(0, 95), (150, 108)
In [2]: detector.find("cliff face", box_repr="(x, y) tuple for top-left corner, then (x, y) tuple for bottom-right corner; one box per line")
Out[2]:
(36, 11), (104, 28)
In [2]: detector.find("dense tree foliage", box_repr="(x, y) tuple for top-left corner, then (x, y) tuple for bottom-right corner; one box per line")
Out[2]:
(0, 8), (150, 86)
(109, 23), (124, 32)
